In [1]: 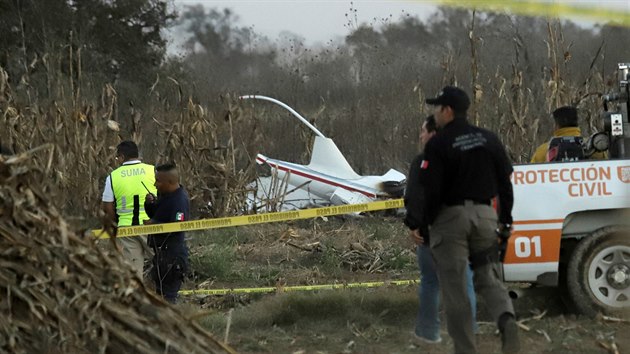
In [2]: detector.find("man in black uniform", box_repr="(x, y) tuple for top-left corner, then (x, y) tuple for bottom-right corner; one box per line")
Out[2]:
(405, 115), (478, 344)
(420, 86), (519, 354)
(144, 163), (190, 304)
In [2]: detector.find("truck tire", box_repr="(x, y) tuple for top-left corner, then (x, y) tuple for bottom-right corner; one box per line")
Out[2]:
(566, 227), (630, 317)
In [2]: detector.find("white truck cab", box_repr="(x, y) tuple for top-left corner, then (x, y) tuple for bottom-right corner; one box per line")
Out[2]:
(503, 63), (630, 316)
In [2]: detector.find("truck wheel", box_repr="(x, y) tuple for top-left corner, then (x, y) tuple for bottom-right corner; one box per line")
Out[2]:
(566, 227), (630, 317)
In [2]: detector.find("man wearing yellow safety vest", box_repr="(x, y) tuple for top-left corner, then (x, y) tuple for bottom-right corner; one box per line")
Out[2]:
(101, 141), (157, 278)
(531, 106), (606, 163)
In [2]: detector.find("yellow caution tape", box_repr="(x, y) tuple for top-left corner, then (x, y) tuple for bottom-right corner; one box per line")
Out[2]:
(91, 199), (404, 239)
(179, 279), (419, 296)
(434, 0), (630, 27)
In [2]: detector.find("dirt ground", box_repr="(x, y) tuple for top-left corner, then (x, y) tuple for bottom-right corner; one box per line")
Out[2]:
(183, 286), (629, 354)
(182, 216), (629, 354)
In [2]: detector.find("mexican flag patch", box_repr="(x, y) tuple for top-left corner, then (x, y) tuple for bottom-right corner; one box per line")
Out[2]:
(175, 212), (185, 221)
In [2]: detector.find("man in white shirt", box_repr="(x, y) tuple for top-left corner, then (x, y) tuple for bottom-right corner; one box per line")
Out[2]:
(102, 141), (157, 278)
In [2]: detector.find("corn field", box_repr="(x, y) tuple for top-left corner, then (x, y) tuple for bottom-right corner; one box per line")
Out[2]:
(1, 4), (628, 225)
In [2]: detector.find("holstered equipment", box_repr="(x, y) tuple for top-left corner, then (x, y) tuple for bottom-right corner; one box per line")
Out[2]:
(469, 243), (500, 269)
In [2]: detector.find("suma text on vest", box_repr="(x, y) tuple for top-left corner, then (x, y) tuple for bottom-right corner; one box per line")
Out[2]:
(120, 168), (147, 178)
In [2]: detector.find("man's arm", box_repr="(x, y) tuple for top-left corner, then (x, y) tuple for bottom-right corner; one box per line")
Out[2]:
(494, 138), (514, 225)
(497, 177), (514, 225)
(144, 193), (157, 218)
(530, 143), (548, 163)
(404, 155), (428, 247)
(409, 229), (424, 246)
(101, 202), (118, 238)
(102, 202), (116, 224)
(421, 140), (445, 226)
(101, 175), (117, 227)
(403, 155), (424, 230)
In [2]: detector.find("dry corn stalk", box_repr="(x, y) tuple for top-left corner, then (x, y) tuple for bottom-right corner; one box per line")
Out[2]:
(0, 149), (235, 354)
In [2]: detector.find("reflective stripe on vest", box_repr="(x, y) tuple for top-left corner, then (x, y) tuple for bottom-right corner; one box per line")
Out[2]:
(110, 163), (157, 227)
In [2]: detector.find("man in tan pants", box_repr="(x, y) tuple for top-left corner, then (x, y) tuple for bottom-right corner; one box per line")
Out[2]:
(420, 87), (519, 354)
(101, 141), (157, 279)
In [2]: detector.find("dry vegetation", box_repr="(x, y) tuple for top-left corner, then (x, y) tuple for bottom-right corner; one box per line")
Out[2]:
(0, 151), (235, 353)
(0, 66), (259, 221)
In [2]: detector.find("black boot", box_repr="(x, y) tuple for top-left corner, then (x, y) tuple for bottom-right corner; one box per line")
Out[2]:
(498, 313), (520, 354)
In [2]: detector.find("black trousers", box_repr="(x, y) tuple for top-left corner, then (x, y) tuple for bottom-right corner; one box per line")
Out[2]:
(150, 247), (187, 303)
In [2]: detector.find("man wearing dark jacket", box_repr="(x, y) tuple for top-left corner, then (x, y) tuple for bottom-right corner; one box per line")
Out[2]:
(405, 115), (477, 344)
(420, 86), (519, 354)
(144, 163), (190, 304)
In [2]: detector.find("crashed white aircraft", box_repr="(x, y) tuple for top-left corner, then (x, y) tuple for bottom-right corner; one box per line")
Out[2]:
(241, 95), (406, 211)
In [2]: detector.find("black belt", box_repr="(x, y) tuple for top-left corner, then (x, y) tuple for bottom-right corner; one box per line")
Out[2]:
(446, 199), (491, 207)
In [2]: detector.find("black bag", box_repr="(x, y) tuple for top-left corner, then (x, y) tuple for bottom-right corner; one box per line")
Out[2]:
(546, 136), (584, 162)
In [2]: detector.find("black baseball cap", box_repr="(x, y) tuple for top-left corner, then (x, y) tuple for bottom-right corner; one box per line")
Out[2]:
(425, 86), (470, 112)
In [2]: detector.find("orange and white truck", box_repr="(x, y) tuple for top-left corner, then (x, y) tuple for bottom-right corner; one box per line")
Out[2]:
(503, 63), (630, 316)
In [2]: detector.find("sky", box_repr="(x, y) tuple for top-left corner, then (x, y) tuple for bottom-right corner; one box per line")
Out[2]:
(171, 1), (435, 46)
(171, 0), (630, 46)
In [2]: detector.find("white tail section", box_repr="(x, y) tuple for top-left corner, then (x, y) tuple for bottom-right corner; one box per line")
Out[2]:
(308, 136), (361, 180)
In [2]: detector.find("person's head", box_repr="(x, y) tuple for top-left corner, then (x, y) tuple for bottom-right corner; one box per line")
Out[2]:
(154, 163), (180, 194)
(552, 106), (578, 129)
(420, 115), (438, 148)
(425, 86), (470, 127)
(115, 141), (139, 163)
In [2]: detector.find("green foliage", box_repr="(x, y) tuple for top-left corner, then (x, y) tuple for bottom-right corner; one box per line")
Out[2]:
(270, 291), (350, 326)
(189, 244), (236, 280)
(233, 266), (282, 285)
(191, 228), (241, 248)
(1, 0), (174, 86)
(200, 288), (417, 331)
(362, 217), (403, 241)
(382, 247), (415, 271)
(319, 248), (343, 277)
(0, 0), (179, 143)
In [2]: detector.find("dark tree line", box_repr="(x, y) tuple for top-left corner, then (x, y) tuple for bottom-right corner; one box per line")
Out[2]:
(0, 0), (174, 109)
